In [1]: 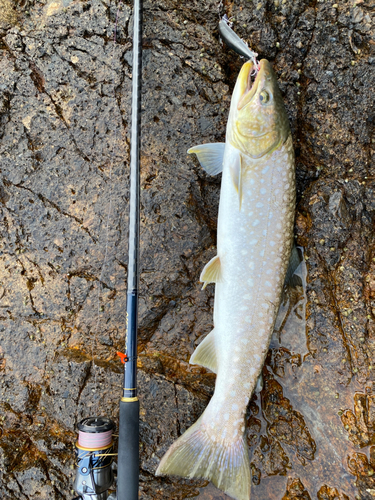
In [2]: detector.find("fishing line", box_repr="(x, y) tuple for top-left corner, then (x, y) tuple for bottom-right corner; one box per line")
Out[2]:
(91, 0), (123, 415)
(78, 427), (113, 449)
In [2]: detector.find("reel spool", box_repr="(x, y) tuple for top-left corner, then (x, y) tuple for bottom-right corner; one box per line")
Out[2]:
(73, 417), (115, 500)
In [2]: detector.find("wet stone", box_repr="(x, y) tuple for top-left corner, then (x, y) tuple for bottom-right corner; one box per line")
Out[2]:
(0, 0), (374, 498)
(317, 484), (349, 500)
(282, 477), (311, 500)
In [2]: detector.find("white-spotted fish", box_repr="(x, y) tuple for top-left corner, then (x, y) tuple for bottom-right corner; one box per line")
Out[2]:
(156, 59), (295, 500)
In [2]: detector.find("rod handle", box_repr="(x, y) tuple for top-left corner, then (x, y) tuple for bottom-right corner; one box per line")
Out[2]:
(117, 399), (139, 500)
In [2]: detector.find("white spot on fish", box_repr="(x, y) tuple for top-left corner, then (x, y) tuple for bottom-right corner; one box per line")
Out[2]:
(250, 239), (258, 245)
(249, 262), (255, 270)
(253, 220), (260, 227)
(256, 202), (264, 208)
(232, 403), (239, 411)
(248, 278), (254, 287)
(241, 250), (247, 255)
(262, 165), (270, 174)
(260, 188), (267, 194)
(265, 281), (271, 287)
(245, 316), (251, 323)
(270, 241), (275, 247)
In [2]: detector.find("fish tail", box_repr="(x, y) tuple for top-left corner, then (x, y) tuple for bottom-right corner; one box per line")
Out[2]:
(156, 414), (251, 500)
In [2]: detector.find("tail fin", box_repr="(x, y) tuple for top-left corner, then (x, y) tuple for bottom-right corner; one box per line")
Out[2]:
(156, 416), (251, 500)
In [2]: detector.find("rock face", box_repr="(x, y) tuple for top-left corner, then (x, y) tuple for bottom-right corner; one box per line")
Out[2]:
(0, 0), (374, 499)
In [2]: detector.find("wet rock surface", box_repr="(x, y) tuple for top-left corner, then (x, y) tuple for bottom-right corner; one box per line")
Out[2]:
(0, 0), (374, 499)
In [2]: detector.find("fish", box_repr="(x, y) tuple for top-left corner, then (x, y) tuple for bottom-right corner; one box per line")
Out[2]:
(156, 59), (295, 500)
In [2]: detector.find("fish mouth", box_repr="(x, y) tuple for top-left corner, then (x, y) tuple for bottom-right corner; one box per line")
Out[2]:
(237, 59), (270, 110)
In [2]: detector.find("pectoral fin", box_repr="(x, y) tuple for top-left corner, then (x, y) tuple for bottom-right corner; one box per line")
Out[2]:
(190, 329), (217, 373)
(200, 255), (221, 289)
(229, 152), (243, 210)
(188, 143), (225, 176)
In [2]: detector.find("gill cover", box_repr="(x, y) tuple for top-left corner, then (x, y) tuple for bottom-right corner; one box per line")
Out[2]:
(229, 59), (290, 159)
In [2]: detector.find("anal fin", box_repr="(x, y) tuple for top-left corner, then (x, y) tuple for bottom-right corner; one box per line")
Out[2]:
(200, 255), (221, 289)
(190, 330), (217, 373)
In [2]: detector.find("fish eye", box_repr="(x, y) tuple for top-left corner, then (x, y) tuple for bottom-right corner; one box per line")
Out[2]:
(259, 90), (270, 104)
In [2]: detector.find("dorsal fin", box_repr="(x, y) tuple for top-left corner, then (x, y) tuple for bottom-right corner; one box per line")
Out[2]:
(188, 143), (225, 176)
(190, 329), (217, 373)
(284, 244), (303, 288)
(200, 255), (221, 289)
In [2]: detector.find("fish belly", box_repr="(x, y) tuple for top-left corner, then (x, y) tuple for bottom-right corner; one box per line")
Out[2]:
(212, 135), (295, 431)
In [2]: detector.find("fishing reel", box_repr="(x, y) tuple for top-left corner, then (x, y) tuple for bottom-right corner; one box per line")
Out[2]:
(73, 417), (117, 500)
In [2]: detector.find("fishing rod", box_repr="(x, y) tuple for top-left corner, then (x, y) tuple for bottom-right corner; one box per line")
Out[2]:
(72, 0), (143, 499)
(117, 0), (143, 496)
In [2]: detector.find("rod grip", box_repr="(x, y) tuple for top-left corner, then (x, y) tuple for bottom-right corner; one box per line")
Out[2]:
(117, 399), (139, 500)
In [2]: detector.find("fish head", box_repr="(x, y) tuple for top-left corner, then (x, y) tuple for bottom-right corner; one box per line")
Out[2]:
(228, 59), (290, 159)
